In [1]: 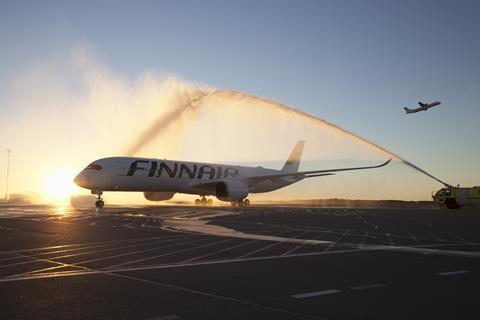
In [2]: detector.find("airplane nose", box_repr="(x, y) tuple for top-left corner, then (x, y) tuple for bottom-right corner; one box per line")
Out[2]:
(73, 172), (89, 188)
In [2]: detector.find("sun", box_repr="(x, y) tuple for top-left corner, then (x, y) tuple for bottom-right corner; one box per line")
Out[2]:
(44, 169), (78, 203)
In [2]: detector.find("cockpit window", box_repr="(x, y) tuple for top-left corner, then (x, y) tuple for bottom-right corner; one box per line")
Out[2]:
(85, 164), (103, 171)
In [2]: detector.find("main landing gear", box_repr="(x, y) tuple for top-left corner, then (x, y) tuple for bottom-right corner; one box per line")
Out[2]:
(231, 199), (250, 207)
(92, 190), (104, 208)
(195, 196), (213, 206)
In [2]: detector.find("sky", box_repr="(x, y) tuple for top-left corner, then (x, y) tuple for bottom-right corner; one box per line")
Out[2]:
(0, 0), (479, 203)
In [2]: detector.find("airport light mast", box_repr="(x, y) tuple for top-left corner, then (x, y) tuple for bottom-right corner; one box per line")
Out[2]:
(5, 149), (11, 201)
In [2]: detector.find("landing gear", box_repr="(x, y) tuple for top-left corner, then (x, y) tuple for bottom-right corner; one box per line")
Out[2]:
(92, 190), (104, 208)
(230, 199), (250, 207)
(445, 199), (460, 209)
(195, 196), (212, 206)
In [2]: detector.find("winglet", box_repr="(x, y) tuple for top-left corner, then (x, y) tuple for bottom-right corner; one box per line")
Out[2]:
(282, 140), (305, 173)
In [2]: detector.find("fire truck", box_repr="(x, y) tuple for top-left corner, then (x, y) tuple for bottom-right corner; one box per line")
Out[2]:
(432, 186), (480, 209)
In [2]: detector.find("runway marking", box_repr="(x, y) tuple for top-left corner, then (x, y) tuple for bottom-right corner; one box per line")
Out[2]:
(179, 238), (261, 263)
(30, 235), (184, 257)
(360, 231), (370, 246)
(437, 270), (470, 276)
(20, 235), (212, 276)
(361, 245), (480, 258)
(0, 235), (180, 255)
(349, 283), (386, 290)
(409, 233), (420, 245)
(166, 218), (331, 245)
(0, 248), (366, 283)
(0, 235), (187, 269)
(426, 231), (447, 243)
(106, 269), (318, 319)
(279, 231), (310, 255)
(324, 230), (350, 252)
(292, 289), (340, 299)
(237, 230), (298, 258)
(2, 247), (317, 319)
(2, 241), (480, 284)
(454, 235), (473, 244)
(282, 231), (328, 255)
(103, 237), (238, 270)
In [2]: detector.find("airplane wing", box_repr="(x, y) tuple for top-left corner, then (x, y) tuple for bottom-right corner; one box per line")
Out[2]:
(189, 159), (391, 192)
(246, 158), (392, 183)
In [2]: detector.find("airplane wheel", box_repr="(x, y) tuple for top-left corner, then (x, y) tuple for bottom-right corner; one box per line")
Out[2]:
(243, 199), (250, 206)
(445, 199), (460, 209)
(95, 200), (104, 208)
(200, 198), (207, 206)
(230, 201), (237, 207)
(207, 199), (213, 206)
(195, 199), (200, 206)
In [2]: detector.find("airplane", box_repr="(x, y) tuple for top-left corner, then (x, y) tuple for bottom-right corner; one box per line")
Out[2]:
(73, 140), (391, 207)
(404, 101), (441, 114)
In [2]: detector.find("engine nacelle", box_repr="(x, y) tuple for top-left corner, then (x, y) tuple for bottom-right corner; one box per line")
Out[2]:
(215, 180), (249, 201)
(143, 192), (176, 201)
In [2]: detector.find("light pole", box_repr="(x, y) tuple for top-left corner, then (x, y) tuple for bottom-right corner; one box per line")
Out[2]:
(5, 149), (11, 201)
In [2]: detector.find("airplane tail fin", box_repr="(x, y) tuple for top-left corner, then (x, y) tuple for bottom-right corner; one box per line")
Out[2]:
(404, 107), (412, 114)
(282, 140), (305, 173)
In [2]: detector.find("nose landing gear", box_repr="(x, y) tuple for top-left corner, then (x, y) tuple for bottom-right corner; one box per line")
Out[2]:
(92, 190), (104, 208)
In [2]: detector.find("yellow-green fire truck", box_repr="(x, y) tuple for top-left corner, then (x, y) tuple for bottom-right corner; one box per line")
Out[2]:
(432, 186), (480, 209)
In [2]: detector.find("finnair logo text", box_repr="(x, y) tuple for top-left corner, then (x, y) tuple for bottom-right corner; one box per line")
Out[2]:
(126, 160), (239, 179)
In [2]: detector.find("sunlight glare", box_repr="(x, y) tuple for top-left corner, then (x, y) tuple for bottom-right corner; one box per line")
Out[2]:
(44, 169), (77, 203)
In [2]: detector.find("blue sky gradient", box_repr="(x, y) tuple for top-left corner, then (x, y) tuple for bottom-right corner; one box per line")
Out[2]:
(1, 0), (479, 199)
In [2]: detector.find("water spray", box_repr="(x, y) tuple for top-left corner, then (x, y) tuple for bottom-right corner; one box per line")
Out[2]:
(126, 89), (451, 188)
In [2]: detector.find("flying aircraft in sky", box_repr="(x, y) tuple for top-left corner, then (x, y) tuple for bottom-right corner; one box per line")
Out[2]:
(74, 141), (391, 207)
(404, 101), (441, 114)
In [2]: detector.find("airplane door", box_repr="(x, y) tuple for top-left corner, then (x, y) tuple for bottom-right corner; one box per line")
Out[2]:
(116, 161), (126, 176)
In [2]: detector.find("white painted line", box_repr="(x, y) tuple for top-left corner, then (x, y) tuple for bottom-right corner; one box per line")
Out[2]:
(360, 231), (369, 247)
(350, 283), (386, 290)
(324, 230), (350, 252)
(238, 231), (292, 258)
(9, 235), (209, 277)
(0, 235), (187, 269)
(437, 270), (470, 276)
(0, 248), (366, 283)
(282, 231), (328, 255)
(103, 237), (236, 269)
(180, 239), (259, 263)
(292, 289), (340, 299)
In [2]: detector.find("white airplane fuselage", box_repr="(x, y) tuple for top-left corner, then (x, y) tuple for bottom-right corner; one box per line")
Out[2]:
(74, 157), (298, 195)
(73, 141), (391, 207)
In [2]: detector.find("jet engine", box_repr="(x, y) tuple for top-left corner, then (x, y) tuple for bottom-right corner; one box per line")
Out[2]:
(215, 180), (249, 201)
(143, 191), (176, 201)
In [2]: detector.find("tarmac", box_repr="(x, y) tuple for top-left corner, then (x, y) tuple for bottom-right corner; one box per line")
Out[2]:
(1, 204), (479, 319)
